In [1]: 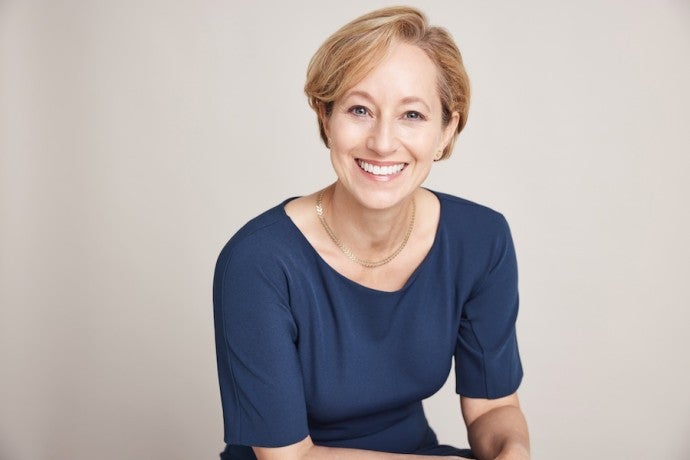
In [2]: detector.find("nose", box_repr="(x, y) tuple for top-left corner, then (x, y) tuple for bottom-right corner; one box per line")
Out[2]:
(366, 118), (399, 156)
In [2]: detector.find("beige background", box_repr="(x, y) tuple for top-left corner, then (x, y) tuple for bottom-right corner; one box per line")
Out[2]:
(1, 1), (689, 459)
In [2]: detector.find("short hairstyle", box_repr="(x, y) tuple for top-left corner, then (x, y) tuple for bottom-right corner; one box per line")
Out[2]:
(304, 6), (470, 160)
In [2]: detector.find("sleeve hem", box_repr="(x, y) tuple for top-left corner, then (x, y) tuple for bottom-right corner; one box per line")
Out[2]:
(224, 431), (311, 449)
(455, 371), (523, 400)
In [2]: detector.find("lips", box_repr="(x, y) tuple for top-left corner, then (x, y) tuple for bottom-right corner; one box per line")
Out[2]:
(357, 159), (406, 176)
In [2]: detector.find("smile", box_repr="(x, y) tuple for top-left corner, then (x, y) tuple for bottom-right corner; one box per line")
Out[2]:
(357, 159), (406, 176)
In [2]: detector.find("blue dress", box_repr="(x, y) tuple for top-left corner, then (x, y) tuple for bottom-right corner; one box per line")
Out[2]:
(213, 191), (523, 458)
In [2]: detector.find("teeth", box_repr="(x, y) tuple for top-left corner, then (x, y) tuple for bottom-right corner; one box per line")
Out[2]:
(357, 160), (405, 176)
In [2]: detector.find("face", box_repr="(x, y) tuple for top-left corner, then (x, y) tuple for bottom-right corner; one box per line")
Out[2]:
(323, 42), (459, 211)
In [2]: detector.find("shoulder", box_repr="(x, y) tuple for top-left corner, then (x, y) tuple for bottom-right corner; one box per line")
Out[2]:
(431, 191), (518, 291)
(433, 190), (511, 238)
(214, 199), (302, 276)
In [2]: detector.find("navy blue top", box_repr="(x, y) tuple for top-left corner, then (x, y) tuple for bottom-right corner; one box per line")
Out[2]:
(213, 191), (522, 454)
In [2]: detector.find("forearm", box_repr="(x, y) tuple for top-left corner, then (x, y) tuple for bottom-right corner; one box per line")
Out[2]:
(467, 405), (530, 460)
(254, 437), (456, 460)
(306, 445), (455, 459)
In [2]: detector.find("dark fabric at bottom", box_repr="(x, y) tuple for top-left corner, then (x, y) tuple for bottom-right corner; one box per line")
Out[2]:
(415, 444), (474, 457)
(220, 444), (474, 459)
(219, 444), (252, 460)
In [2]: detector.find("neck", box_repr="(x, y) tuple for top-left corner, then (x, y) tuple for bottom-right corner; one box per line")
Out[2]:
(326, 182), (415, 255)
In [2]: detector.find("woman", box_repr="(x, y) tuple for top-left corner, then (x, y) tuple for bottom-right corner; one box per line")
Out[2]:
(214, 6), (530, 460)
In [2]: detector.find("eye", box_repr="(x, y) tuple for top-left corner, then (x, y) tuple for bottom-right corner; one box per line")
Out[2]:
(404, 111), (425, 120)
(348, 105), (369, 117)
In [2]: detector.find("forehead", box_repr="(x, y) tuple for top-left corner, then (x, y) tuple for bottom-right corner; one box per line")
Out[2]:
(343, 42), (440, 105)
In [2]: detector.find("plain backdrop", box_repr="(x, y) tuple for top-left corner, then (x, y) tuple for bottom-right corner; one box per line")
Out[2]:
(1, 1), (689, 459)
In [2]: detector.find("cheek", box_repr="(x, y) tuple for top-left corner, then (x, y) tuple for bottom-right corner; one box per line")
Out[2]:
(330, 120), (368, 147)
(401, 129), (443, 154)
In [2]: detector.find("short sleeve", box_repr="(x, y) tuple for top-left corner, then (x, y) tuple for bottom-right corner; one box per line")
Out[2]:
(213, 240), (309, 447)
(455, 215), (523, 399)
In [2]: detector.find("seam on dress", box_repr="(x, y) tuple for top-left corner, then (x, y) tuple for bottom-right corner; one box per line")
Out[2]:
(219, 254), (243, 441)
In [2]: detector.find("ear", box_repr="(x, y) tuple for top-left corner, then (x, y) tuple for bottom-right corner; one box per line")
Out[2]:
(318, 101), (331, 139)
(441, 111), (461, 150)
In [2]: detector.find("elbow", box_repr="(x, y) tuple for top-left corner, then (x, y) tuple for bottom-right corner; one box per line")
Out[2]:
(252, 436), (316, 460)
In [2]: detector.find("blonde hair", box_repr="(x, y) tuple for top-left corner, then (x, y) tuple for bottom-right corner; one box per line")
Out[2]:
(304, 6), (470, 160)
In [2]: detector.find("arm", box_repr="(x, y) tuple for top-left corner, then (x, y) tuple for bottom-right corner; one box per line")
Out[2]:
(455, 215), (528, 459)
(461, 393), (530, 460)
(254, 435), (463, 460)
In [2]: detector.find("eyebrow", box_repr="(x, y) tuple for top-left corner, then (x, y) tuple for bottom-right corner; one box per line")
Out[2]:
(342, 91), (432, 113)
(342, 90), (375, 103)
(400, 96), (431, 113)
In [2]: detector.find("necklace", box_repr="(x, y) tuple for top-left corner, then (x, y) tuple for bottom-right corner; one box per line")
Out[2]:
(315, 187), (416, 268)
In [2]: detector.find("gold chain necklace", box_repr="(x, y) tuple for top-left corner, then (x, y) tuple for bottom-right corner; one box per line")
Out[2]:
(315, 187), (416, 268)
